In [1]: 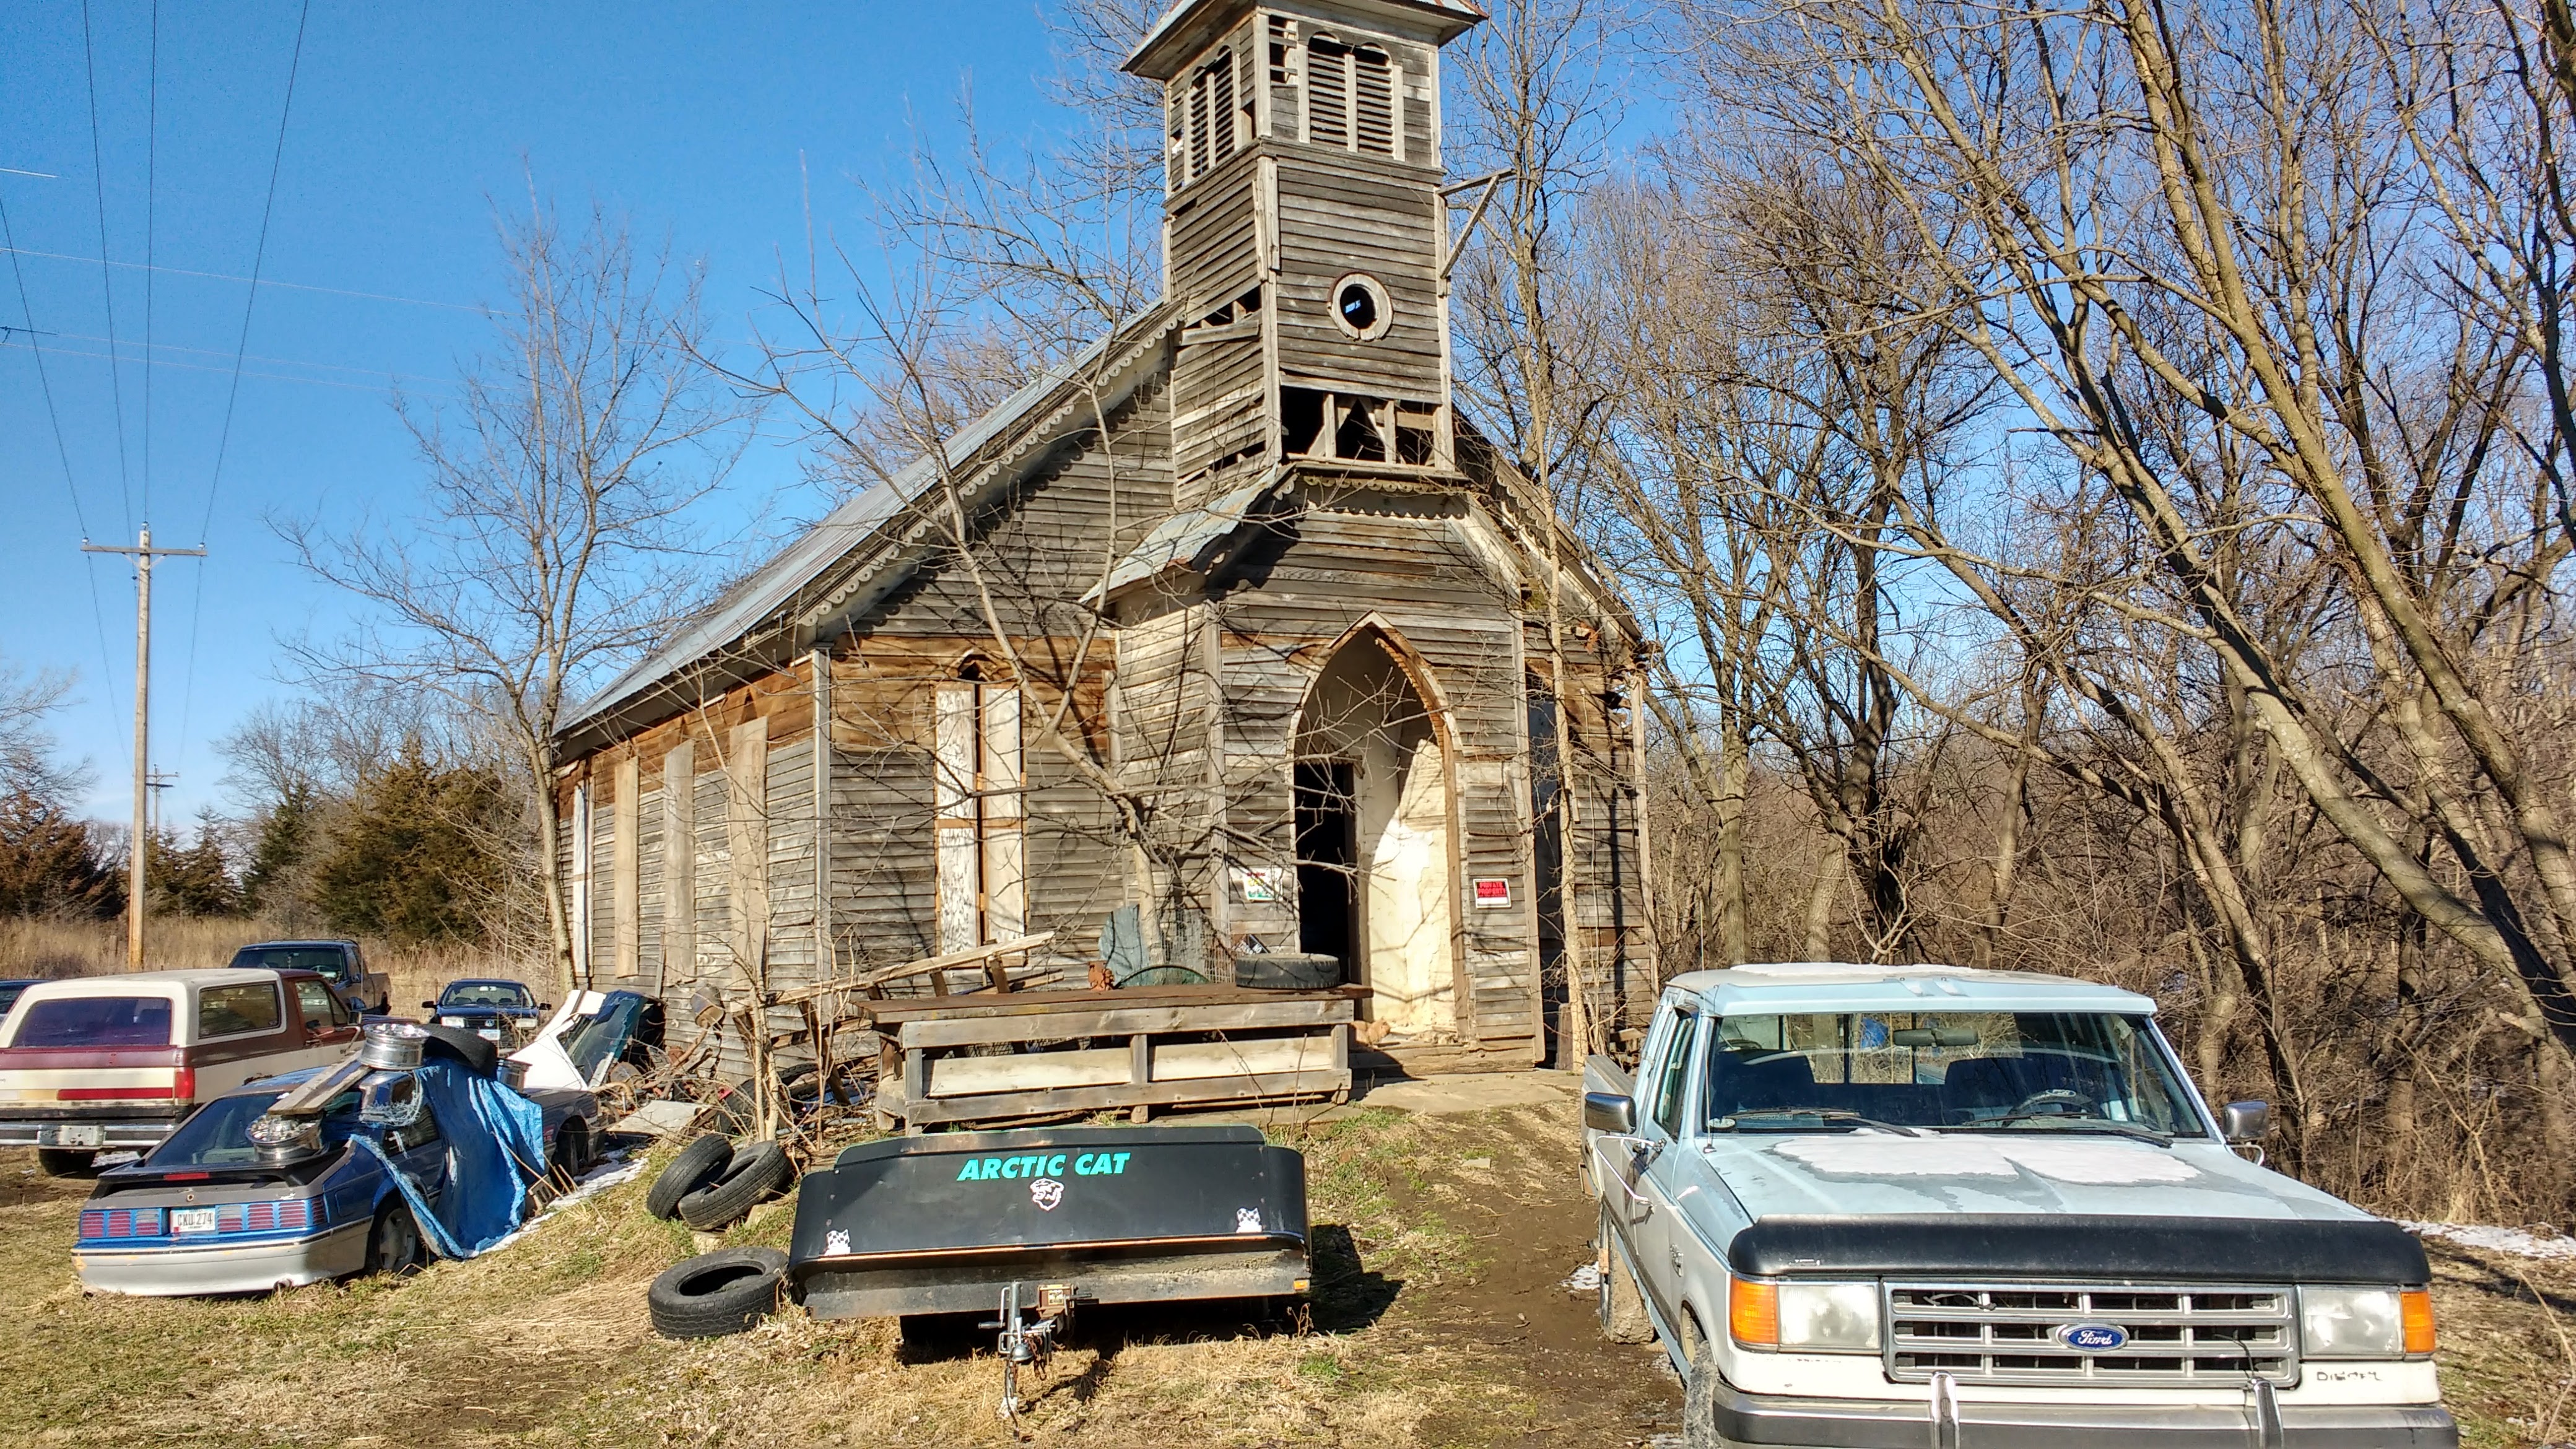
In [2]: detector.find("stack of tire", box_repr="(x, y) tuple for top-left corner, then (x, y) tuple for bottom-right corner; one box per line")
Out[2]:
(645, 1133), (796, 1339)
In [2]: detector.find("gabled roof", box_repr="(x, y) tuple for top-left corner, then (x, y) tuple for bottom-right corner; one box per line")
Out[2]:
(557, 307), (1173, 747)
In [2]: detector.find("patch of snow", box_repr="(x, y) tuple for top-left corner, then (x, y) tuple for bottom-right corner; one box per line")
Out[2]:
(2402, 1221), (2576, 1261)
(1769, 1136), (2200, 1185)
(1565, 1262), (1602, 1294)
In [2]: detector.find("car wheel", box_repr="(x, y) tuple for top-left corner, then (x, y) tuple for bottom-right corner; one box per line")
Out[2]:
(676, 1139), (792, 1230)
(555, 1118), (593, 1182)
(367, 1202), (426, 1277)
(35, 1148), (97, 1178)
(645, 1134), (734, 1221)
(1682, 1318), (1724, 1449)
(1596, 1206), (1655, 1344)
(648, 1247), (786, 1339)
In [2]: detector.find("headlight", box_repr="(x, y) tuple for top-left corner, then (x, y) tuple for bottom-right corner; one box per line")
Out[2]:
(2302, 1286), (2436, 1357)
(1729, 1276), (1881, 1352)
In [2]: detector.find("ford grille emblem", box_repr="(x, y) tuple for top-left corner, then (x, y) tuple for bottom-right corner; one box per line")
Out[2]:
(2056, 1323), (2130, 1352)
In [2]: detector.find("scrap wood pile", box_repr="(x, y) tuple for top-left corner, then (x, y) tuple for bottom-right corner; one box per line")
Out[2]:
(599, 933), (1063, 1168)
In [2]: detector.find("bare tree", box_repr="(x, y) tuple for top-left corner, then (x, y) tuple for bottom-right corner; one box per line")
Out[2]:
(284, 201), (747, 994)
(0, 656), (78, 803)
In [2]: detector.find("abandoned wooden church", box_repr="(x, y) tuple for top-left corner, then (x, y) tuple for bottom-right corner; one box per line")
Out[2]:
(549, 0), (1656, 1103)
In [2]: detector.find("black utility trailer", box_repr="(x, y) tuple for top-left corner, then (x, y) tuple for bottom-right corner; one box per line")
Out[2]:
(786, 1123), (1309, 1320)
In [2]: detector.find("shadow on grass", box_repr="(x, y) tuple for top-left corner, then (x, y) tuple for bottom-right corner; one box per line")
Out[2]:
(892, 1221), (1401, 1367)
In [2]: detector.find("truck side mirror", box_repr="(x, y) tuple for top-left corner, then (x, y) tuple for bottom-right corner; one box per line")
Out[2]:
(422, 1001), (437, 1011)
(2220, 1100), (2271, 1142)
(1583, 1091), (1637, 1136)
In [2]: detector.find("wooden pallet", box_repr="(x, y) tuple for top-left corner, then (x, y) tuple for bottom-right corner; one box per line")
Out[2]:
(868, 985), (1362, 1130)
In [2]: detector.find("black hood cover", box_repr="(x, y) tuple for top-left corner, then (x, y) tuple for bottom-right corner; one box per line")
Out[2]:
(1729, 1213), (2432, 1285)
(788, 1124), (1307, 1277)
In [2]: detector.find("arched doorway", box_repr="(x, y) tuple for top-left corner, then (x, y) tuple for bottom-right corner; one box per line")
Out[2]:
(1293, 626), (1457, 1034)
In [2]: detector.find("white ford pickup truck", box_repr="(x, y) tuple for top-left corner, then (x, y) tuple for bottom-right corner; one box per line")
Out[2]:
(1585, 963), (2453, 1448)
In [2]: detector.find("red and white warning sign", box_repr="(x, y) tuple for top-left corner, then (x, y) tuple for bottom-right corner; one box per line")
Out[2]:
(1472, 877), (1513, 908)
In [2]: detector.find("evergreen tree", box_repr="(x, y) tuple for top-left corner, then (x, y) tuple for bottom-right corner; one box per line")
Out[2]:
(239, 783), (315, 917)
(0, 790), (123, 920)
(313, 753), (507, 942)
(152, 816), (241, 918)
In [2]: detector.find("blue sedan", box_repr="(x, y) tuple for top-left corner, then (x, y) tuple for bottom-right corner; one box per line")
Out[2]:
(72, 1063), (594, 1296)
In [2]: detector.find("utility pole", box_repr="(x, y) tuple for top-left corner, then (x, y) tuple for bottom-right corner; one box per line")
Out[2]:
(82, 528), (206, 970)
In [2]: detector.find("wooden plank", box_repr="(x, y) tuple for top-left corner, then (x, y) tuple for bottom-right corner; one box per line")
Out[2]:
(899, 1068), (1351, 1126)
(1149, 1035), (1337, 1082)
(726, 716), (769, 981)
(927, 1046), (1132, 1097)
(897, 994), (1357, 1049)
(773, 933), (1055, 1003)
(612, 754), (640, 978)
(863, 981), (1366, 1025)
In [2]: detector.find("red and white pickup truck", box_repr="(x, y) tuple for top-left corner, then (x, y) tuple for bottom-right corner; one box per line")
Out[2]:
(0, 968), (362, 1175)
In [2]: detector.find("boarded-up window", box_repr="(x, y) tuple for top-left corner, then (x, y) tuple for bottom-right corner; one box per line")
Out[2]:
(569, 783), (592, 981)
(934, 681), (1026, 952)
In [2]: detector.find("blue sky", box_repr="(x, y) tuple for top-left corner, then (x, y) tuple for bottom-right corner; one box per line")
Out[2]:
(1, 2), (1077, 829)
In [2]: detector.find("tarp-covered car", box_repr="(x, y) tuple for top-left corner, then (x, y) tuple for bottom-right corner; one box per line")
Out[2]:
(72, 1031), (596, 1297)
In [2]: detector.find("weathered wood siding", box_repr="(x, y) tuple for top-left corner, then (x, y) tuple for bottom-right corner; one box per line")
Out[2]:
(1272, 150), (1442, 402)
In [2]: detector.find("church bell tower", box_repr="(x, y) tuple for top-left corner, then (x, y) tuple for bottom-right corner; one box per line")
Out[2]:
(1125, 0), (1485, 513)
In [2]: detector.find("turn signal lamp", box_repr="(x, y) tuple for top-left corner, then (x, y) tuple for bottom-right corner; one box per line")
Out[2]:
(1729, 1276), (1780, 1347)
(2401, 1289), (2436, 1355)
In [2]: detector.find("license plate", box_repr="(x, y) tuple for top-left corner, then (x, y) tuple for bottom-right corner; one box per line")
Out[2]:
(441, 1017), (467, 1027)
(171, 1208), (217, 1235)
(41, 1124), (103, 1149)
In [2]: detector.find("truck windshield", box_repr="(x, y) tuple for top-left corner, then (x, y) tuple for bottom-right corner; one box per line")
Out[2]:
(11, 996), (174, 1048)
(229, 946), (348, 980)
(1705, 1012), (2201, 1138)
(150, 1090), (362, 1168)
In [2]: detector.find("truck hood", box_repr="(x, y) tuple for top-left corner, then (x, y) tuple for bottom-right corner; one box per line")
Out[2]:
(1692, 1129), (2368, 1224)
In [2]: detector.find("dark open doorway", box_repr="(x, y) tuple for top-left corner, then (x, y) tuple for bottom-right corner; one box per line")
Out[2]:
(1294, 760), (1357, 971)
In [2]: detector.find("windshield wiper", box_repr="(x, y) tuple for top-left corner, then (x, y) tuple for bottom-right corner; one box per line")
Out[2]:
(1713, 1108), (1931, 1138)
(1955, 1112), (2174, 1145)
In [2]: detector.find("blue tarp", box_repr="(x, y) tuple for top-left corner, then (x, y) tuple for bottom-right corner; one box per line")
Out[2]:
(352, 1059), (548, 1259)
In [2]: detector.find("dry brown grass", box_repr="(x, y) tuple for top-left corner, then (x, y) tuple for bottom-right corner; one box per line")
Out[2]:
(0, 915), (528, 1014)
(0, 1100), (1614, 1449)
(6, 1087), (2558, 1447)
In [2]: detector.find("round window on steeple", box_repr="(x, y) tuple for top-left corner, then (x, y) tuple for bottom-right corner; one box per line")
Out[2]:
(1330, 273), (1392, 341)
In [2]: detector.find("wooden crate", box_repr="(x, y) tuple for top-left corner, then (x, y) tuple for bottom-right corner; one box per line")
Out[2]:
(866, 985), (1361, 1129)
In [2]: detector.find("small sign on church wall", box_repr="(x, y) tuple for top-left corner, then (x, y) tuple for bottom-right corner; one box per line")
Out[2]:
(1472, 877), (1513, 908)
(1232, 867), (1282, 902)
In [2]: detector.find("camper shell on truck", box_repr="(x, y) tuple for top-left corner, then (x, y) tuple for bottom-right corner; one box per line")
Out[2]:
(1585, 962), (2454, 1448)
(0, 969), (363, 1175)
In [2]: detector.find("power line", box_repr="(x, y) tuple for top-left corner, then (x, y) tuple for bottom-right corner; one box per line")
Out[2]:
(142, 0), (159, 525)
(80, 0), (136, 536)
(0, 245), (493, 315)
(200, 0), (310, 542)
(178, 0), (315, 801)
(0, 336), (451, 396)
(0, 183), (126, 733)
